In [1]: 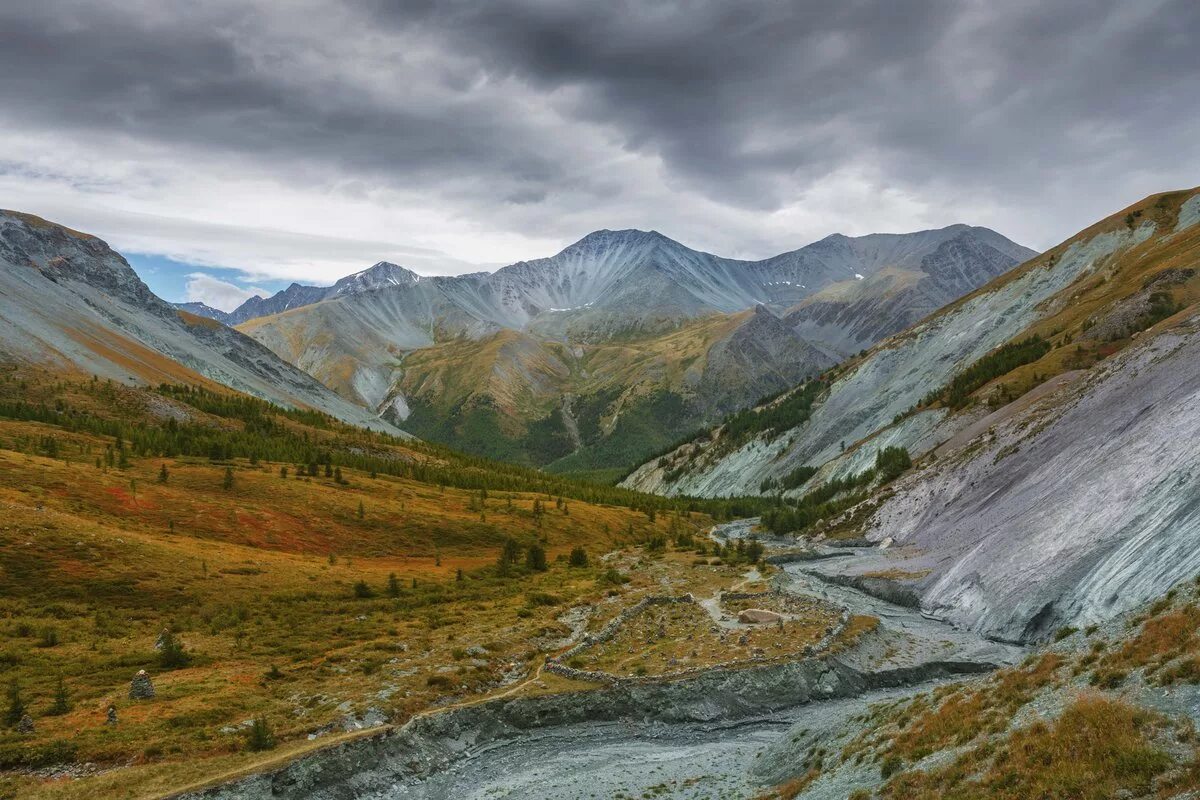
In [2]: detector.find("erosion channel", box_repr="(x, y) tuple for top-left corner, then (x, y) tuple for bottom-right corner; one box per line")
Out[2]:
(186, 520), (1024, 800)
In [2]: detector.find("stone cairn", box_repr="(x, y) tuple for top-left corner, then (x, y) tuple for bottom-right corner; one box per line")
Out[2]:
(129, 670), (155, 700)
(16, 713), (34, 734)
(106, 705), (118, 725)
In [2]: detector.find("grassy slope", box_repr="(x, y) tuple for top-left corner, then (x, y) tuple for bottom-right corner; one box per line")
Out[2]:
(397, 312), (751, 475)
(761, 581), (1200, 800)
(0, 368), (750, 800)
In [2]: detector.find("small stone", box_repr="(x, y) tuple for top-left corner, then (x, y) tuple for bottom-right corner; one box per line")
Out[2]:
(129, 669), (155, 700)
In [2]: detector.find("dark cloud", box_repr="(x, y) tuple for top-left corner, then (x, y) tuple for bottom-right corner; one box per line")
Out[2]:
(0, 0), (1197, 273)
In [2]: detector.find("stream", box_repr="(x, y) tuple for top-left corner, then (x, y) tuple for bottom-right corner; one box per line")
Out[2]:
(373, 521), (1023, 800)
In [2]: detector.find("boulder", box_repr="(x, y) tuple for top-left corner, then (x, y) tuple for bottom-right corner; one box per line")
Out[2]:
(16, 713), (34, 734)
(738, 608), (784, 624)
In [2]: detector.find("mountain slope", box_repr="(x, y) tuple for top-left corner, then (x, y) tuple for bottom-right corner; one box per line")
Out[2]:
(237, 225), (1030, 473)
(0, 210), (399, 433)
(626, 188), (1200, 497)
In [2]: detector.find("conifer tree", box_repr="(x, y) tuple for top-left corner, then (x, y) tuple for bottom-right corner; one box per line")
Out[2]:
(526, 544), (548, 571)
(49, 673), (70, 716)
(4, 680), (24, 727)
(246, 716), (275, 751)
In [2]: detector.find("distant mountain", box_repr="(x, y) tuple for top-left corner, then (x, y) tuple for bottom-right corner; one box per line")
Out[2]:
(173, 301), (232, 324)
(235, 225), (1032, 475)
(0, 210), (401, 433)
(215, 261), (422, 325)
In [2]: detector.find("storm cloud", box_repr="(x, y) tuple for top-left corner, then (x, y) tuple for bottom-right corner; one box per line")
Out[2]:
(1, 0), (1197, 286)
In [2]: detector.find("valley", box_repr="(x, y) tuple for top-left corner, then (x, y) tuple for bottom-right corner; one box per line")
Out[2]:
(4, 183), (1200, 800)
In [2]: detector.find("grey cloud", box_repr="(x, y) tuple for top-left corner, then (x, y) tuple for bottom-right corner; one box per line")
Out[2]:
(0, 0), (1198, 263)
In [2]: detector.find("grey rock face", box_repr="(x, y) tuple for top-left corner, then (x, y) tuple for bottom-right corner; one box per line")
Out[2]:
(129, 670), (155, 700)
(0, 210), (401, 435)
(864, 320), (1200, 643)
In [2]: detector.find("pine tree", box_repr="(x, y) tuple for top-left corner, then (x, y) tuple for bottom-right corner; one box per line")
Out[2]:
(526, 544), (547, 571)
(4, 680), (23, 727)
(222, 466), (234, 490)
(246, 716), (276, 751)
(157, 464), (169, 483)
(159, 630), (192, 669)
(387, 572), (400, 598)
(49, 673), (70, 716)
(501, 538), (521, 564)
(357, 500), (364, 519)
(569, 546), (588, 568)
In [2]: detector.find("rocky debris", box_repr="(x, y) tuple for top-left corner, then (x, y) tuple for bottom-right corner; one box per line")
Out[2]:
(179, 627), (1006, 800)
(805, 571), (921, 609)
(16, 713), (34, 734)
(464, 645), (488, 657)
(737, 609), (784, 624)
(129, 670), (155, 699)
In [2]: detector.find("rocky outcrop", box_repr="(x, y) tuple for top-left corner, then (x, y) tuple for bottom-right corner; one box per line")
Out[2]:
(861, 318), (1200, 643)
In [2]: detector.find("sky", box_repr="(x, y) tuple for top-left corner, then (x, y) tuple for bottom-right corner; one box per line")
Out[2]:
(2, 1), (1199, 311)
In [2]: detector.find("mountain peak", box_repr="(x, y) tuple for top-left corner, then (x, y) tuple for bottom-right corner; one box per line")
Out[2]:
(330, 261), (420, 296)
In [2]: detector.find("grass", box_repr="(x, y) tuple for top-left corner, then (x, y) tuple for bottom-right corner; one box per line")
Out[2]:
(880, 696), (1172, 800)
(0, 369), (728, 800)
(578, 593), (840, 678)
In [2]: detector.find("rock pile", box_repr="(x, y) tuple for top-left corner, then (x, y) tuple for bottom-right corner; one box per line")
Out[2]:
(129, 670), (155, 699)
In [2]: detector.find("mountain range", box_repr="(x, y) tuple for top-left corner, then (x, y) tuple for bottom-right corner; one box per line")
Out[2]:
(221, 225), (1032, 475)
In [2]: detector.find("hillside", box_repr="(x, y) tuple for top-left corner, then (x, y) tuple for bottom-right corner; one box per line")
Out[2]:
(237, 225), (1030, 476)
(626, 188), (1200, 498)
(0, 211), (396, 434)
(0, 365), (773, 800)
